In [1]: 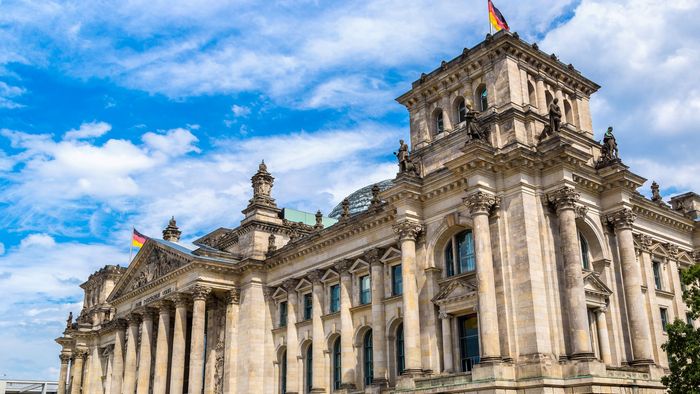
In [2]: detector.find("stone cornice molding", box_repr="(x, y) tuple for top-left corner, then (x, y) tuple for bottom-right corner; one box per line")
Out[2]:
(606, 208), (636, 230)
(393, 220), (423, 242)
(464, 191), (500, 216)
(191, 285), (211, 301)
(547, 186), (580, 212)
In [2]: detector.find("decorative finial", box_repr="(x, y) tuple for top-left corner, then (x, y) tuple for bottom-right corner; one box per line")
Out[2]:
(66, 311), (73, 329)
(163, 216), (182, 242)
(249, 160), (276, 208)
(315, 210), (324, 230)
(340, 198), (350, 220)
(370, 184), (381, 208)
(267, 233), (277, 254)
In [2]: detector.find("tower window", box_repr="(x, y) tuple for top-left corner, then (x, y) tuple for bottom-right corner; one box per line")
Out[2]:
(435, 111), (445, 134)
(280, 350), (287, 394)
(479, 87), (488, 111)
(445, 230), (476, 277)
(279, 301), (288, 327)
(456, 98), (467, 123)
(333, 338), (341, 389)
(660, 308), (669, 332)
(579, 233), (590, 270)
(396, 323), (405, 375)
(458, 314), (480, 372)
(305, 345), (313, 393)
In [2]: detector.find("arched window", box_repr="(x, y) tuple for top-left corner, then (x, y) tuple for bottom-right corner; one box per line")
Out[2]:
(280, 350), (287, 394)
(478, 86), (488, 111)
(456, 98), (467, 123)
(363, 330), (374, 386)
(564, 100), (573, 125)
(396, 323), (405, 375)
(579, 233), (590, 270)
(305, 345), (313, 393)
(528, 81), (536, 107)
(332, 338), (341, 390)
(444, 230), (476, 277)
(435, 110), (445, 134)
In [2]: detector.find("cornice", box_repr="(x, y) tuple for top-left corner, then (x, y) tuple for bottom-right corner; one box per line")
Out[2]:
(631, 196), (695, 233)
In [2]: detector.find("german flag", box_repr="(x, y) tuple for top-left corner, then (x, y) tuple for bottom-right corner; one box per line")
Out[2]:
(488, 0), (510, 32)
(132, 229), (147, 248)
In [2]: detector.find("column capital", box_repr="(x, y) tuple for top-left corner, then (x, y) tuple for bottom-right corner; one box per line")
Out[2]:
(74, 348), (88, 359)
(365, 248), (382, 266)
(152, 300), (173, 312)
(596, 306), (608, 314)
(136, 307), (158, 321)
(113, 318), (128, 330)
(464, 191), (500, 216)
(606, 208), (636, 230)
(59, 354), (71, 363)
(438, 310), (452, 320)
(307, 269), (325, 284)
(226, 287), (241, 305)
(393, 220), (423, 241)
(125, 313), (142, 326)
(547, 186), (580, 212)
(169, 292), (191, 307)
(281, 278), (300, 292)
(191, 284), (211, 301)
(633, 233), (653, 252)
(334, 259), (353, 274)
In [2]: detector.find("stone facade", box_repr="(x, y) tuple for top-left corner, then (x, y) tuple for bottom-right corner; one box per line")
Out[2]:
(55, 31), (700, 393)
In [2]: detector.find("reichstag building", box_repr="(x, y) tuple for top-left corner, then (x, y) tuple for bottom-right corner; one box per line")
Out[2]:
(55, 31), (698, 393)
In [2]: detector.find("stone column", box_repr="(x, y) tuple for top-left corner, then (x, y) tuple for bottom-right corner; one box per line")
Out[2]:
(595, 307), (612, 365)
(535, 76), (547, 114)
(368, 249), (388, 385)
(465, 191), (502, 362)
(548, 186), (594, 359)
(122, 314), (141, 394)
(607, 208), (654, 364)
(439, 311), (454, 373)
(152, 302), (172, 394)
(393, 220), (423, 374)
(136, 309), (155, 394)
(308, 270), (326, 393)
(223, 288), (240, 393)
(70, 350), (87, 394)
(282, 279), (300, 394)
(336, 260), (357, 388)
(110, 321), (126, 394)
(169, 294), (190, 394)
(188, 285), (211, 394)
(58, 354), (71, 394)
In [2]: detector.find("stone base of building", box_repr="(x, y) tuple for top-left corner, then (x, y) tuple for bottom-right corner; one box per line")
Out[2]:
(383, 360), (666, 393)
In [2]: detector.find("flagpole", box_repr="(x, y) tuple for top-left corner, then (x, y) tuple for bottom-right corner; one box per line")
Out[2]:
(488, 0), (493, 35)
(128, 226), (134, 263)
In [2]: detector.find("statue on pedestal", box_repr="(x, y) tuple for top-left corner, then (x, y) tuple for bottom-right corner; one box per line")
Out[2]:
(66, 312), (73, 329)
(394, 139), (420, 177)
(596, 126), (621, 168)
(538, 98), (562, 143)
(465, 103), (489, 143)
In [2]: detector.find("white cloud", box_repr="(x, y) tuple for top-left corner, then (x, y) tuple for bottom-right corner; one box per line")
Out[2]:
(142, 128), (201, 157)
(19, 233), (56, 249)
(231, 104), (251, 117)
(0, 242), (5, 255)
(0, 80), (25, 108)
(64, 121), (112, 140)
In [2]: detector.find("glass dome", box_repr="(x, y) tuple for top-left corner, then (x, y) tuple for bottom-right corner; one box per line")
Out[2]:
(328, 179), (394, 219)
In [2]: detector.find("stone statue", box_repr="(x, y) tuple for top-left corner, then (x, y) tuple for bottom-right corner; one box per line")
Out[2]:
(596, 126), (621, 168)
(66, 311), (73, 328)
(651, 181), (663, 203)
(394, 139), (420, 177)
(465, 103), (488, 143)
(341, 198), (350, 220)
(548, 98), (562, 133)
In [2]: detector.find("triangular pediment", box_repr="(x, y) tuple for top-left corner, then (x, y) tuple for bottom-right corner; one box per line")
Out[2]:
(432, 279), (477, 305)
(295, 278), (312, 292)
(349, 258), (369, 273)
(108, 240), (193, 302)
(272, 287), (287, 299)
(321, 269), (339, 282)
(583, 272), (612, 297)
(381, 247), (401, 262)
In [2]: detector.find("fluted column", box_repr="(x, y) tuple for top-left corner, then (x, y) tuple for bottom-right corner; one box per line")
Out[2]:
(152, 302), (172, 394)
(308, 270), (326, 393)
(223, 288), (240, 393)
(122, 314), (141, 394)
(439, 311), (454, 373)
(595, 307), (612, 365)
(282, 279), (300, 394)
(607, 208), (654, 364)
(58, 354), (71, 394)
(336, 260), (356, 388)
(70, 350), (87, 394)
(136, 309), (156, 394)
(188, 285), (211, 394)
(465, 191), (502, 362)
(169, 294), (190, 394)
(393, 220), (423, 374)
(548, 187), (593, 359)
(110, 321), (126, 394)
(368, 249), (388, 385)
(535, 76), (546, 114)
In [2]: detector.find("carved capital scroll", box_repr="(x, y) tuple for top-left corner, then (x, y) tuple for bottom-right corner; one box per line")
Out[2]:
(633, 233), (653, 252)
(281, 278), (300, 292)
(547, 186), (580, 212)
(191, 285), (212, 301)
(365, 248), (382, 266)
(464, 191), (499, 216)
(307, 269), (324, 285)
(606, 208), (636, 230)
(393, 220), (423, 241)
(226, 287), (241, 305)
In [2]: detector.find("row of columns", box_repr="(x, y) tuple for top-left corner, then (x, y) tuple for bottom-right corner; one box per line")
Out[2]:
(58, 285), (240, 394)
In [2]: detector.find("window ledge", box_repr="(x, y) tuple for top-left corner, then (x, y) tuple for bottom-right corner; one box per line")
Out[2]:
(350, 303), (372, 313)
(321, 312), (340, 321)
(655, 289), (675, 298)
(295, 320), (312, 329)
(272, 326), (286, 334)
(438, 271), (476, 285)
(383, 294), (403, 304)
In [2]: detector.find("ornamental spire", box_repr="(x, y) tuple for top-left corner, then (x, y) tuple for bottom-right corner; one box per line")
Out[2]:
(162, 216), (181, 242)
(249, 160), (276, 208)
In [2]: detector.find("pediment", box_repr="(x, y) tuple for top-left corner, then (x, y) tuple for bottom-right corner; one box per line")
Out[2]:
(272, 287), (287, 299)
(108, 240), (193, 302)
(321, 269), (339, 282)
(295, 278), (312, 292)
(583, 271), (612, 297)
(381, 247), (401, 262)
(349, 259), (369, 273)
(432, 278), (477, 305)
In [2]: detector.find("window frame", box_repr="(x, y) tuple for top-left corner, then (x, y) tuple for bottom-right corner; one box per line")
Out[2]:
(363, 330), (373, 387)
(435, 110), (445, 134)
(279, 301), (288, 328)
(303, 293), (313, 321)
(391, 264), (403, 296)
(332, 338), (341, 390)
(653, 261), (663, 290)
(396, 323), (405, 375)
(329, 284), (340, 313)
(444, 230), (476, 277)
(660, 307), (669, 332)
(478, 87), (488, 111)
(456, 98), (467, 123)
(359, 275), (371, 305)
(458, 314), (480, 372)
(579, 232), (590, 270)
(305, 345), (313, 393)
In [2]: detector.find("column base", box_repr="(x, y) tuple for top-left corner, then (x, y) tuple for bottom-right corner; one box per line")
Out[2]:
(570, 352), (596, 361)
(471, 361), (515, 381)
(310, 388), (326, 393)
(371, 377), (389, 387)
(629, 358), (655, 366)
(339, 383), (356, 390)
(479, 355), (503, 363)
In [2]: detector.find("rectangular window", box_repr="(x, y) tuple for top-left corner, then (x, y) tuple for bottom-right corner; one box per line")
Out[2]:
(303, 293), (313, 321)
(660, 308), (669, 332)
(329, 284), (340, 313)
(279, 301), (288, 327)
(360, 275), (371, 305)
(457, 231), (476, 273)
(458, 314), (480, 372)
(391, 265), (403, 296)
(653, 261), (663, 290)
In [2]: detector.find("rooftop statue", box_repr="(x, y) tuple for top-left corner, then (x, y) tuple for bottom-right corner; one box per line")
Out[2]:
(465, 103), (489, 143)
(394, 139), (420, 177)
(651, 181), (663, 203)
(538, 98), (562, 143)
(596, 126), (621, 168)
(66, 311), (73, 329)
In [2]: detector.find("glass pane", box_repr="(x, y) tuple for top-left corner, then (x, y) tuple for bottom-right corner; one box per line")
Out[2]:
(579, 233), (590, 270)
(457, 231), (475, 273)
(445, 240), (454, 277)
(392, 265), (403, 295)
(458, 315), (480, 372)
(396, 324), (405, 375)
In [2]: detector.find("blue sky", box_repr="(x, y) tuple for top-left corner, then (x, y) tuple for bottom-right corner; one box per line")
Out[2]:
(1, 0), (699, 380)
